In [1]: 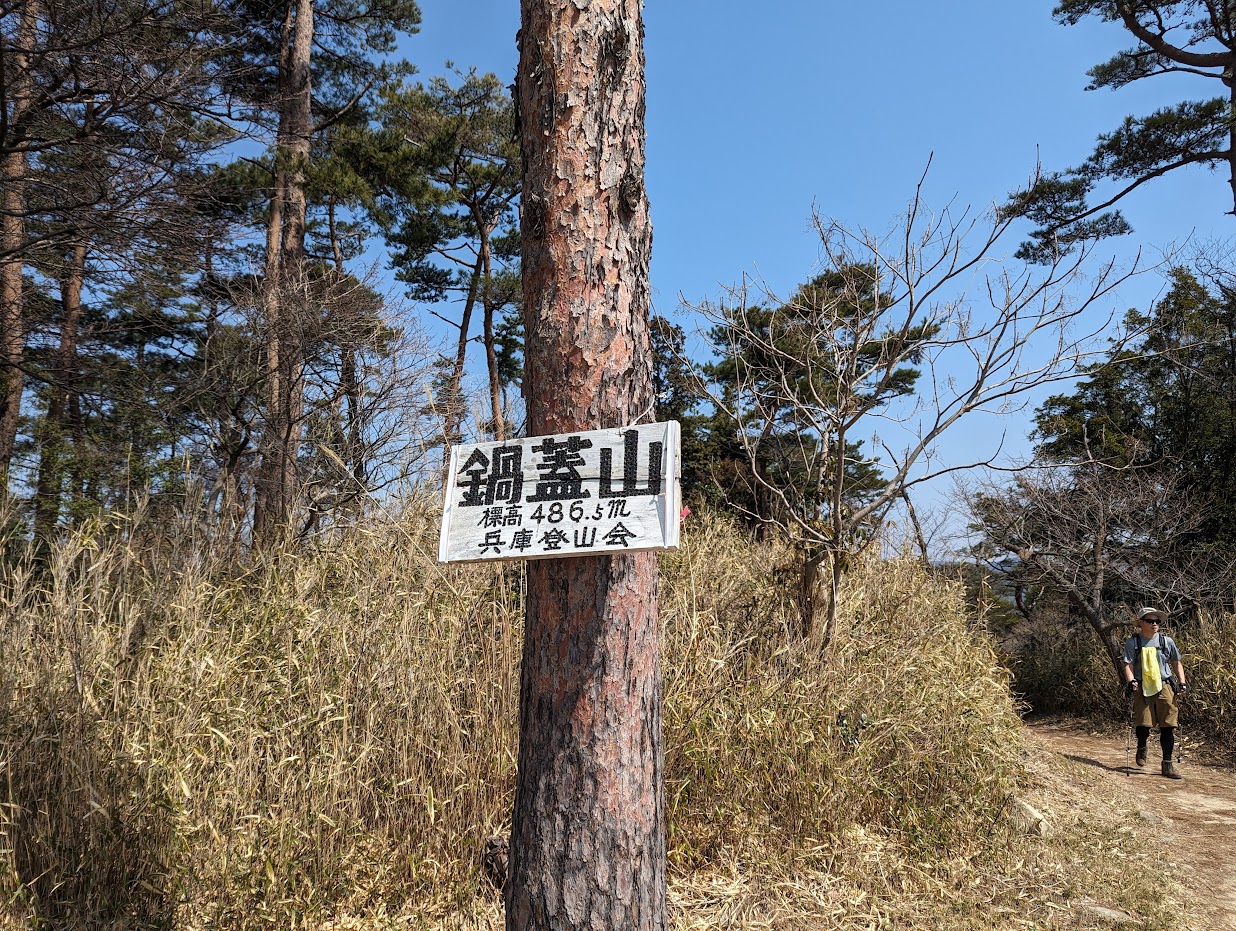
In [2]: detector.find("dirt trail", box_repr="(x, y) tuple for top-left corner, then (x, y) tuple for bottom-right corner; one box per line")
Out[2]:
(1029, 721), (1236, 931)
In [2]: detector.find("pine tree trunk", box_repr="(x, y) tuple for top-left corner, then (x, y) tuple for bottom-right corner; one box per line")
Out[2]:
(253, 182), (285, 538)
(277, 0), (311, 510)
(34, 242), (87, 540)
(254, 0), (312, 541)
(252, 0), (292, 541)
(480, 229), (504, 441)
(0, 0), (38, 491)
(509, 2), (665, 928)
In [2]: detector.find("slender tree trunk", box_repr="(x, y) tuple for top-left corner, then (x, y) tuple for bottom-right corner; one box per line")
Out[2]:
(34, 242), (87, 540)
(902, 490), (931, 564)
(816, 437), (849, 654)
(819, 550), (845, 655)
(797, 550), (824, 640)
(252, 2), (291, 540)
(442, 246), (485, 454)
(327, 197), (365, 495)
(509, 2), (665, 928)
(277, 0), (311, 497)
(66, 390), (83, 518)
(255, 0), (312, 541)
(201, 236), (249, 544)
(35, 102), (94, 538)
(1071, 594), (1127, 686)
(0, 0), (38, 491)
(1099, 622), (1126, 685)
(340, 348), (364, 488)
(479, 227), (504, 441)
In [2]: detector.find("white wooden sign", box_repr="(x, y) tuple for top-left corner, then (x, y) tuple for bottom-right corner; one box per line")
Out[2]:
(438, 421), (681, 563)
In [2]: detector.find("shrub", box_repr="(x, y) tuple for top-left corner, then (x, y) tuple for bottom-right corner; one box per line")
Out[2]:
(0, 506), (1025, 928)
(661, 514), (1024, 864)
(1174, 612), (1236, 757)
(1006, 623), (1122, 720)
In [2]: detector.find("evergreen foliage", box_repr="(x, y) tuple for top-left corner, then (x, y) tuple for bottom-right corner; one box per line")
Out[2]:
(1010, 1), (1236, 259)
(1034, 266), (1236, 547)
(697, 267), (911, 530)
(969, 264), (1236, 691)
(373, 69), (522, 443)
(1, 0), (434, 539)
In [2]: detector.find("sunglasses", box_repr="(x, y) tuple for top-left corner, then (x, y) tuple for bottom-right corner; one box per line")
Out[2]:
(1140, 619), (1160, 624)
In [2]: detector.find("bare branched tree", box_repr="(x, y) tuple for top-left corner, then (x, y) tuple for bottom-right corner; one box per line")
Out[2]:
(969, 462), (1236, 683)
(695, 170), (1138, 654)
(191, 264), (436, 544)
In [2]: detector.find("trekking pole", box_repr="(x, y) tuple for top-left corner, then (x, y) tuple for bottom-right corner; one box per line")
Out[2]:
(1125, 692), (1133, 777)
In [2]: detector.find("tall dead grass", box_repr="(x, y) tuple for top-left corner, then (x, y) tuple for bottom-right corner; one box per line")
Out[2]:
(1163, 612), (1236, 758)
(660, 514), (1024, 866)
(0, 505), (1028, 929)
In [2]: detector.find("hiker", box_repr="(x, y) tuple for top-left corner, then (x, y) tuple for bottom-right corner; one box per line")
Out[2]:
(1122, 607), (1189, 780)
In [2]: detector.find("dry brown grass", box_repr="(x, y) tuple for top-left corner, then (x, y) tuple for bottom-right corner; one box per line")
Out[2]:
(659, 515), (1025, 866)
(1178, 612), (1236, 761)
(0, 506), (1188, 929)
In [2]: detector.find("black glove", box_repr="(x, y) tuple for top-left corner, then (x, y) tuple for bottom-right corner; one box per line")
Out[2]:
(1177, 682), (1190, 697)
(1125, 680), (1139, 697)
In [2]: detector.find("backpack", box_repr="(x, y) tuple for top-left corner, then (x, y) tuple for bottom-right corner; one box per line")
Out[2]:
(1128, 632), (1176, 685)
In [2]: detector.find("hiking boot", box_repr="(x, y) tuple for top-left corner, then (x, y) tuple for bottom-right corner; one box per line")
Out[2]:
(1135, 747), (1147, 768)
(1161, 759), (1183, 780)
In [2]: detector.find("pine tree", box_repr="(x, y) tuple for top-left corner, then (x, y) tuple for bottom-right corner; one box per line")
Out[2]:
(0, 0), (231, 491)
(509, 1), (666, 926)
(1010, 1), (1236, 258)
(377, 69), (522, 445)
(220, 0), (422, 539)
(699, 266), (929, 642)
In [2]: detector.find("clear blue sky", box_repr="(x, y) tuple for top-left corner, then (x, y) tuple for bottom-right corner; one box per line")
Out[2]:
(396, 2), (1229, 541)
(400, 1), (1224, 304)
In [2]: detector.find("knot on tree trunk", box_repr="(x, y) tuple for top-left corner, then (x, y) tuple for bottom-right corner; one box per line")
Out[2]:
(482, 834), (509, 896)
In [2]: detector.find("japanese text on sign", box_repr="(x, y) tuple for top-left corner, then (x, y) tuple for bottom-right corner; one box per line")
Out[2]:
(438, 421), (681, 563)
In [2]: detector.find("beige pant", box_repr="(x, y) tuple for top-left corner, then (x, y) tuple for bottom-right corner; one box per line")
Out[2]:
(1133, 682), (1179, 728)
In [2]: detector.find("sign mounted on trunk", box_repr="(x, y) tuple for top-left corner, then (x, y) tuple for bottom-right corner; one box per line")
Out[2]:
(438, 421), (681, 563)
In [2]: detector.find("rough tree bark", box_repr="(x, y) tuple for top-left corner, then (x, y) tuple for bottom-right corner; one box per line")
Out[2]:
(508, 1), (665, 929)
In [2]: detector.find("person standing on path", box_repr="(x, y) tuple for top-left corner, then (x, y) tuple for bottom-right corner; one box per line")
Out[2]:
(1122, 607), (1189, 780)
